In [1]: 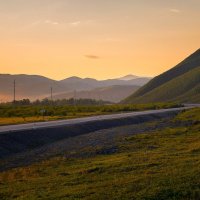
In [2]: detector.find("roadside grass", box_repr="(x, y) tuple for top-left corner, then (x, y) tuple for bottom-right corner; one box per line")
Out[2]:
(0, 103), (181, 126)
(0, 108), (199, 200)
(0, 113), (99, 126)
(175, 108), (200, 122)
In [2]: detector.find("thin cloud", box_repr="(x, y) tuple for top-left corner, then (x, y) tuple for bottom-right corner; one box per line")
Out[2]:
(52, 22), (59, 25)
(170, 9), (181, 14)
(84, 55), (100, 59)
(69, 20), (94, 27)
(69, 21), (81, 27)
(45, 20), (59, 25)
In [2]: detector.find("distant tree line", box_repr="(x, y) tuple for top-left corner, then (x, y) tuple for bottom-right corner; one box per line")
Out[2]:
(2, 98), (111, 106)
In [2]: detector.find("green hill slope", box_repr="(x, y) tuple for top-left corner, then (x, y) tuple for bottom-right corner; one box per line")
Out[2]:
(124, 49), (200, 103)
(175, 84), (200, 103)
(125, 67), (200, 103)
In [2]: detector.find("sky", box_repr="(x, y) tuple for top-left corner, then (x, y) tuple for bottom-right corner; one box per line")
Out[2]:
(0, 0), (199, 80)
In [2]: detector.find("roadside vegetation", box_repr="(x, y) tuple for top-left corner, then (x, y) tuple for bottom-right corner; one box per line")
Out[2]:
(0, 101), (181, 126)
(0, 108), (199, 200)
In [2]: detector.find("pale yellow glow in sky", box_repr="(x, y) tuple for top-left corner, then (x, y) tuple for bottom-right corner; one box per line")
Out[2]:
(0, 0), (200, 80)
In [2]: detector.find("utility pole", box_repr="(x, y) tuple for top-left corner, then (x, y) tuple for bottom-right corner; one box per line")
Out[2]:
(98, 92), (101, 105)
(74, 90), (77, 106)
(13, 80), (16, 104)
(51, 87), (53, 101)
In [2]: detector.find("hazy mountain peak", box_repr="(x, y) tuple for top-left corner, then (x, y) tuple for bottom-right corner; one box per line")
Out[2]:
(66, 76), (82, 80)
(118, 74), (139, 81)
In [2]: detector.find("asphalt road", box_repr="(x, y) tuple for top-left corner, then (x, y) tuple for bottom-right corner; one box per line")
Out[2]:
(0, 106), (196, 134)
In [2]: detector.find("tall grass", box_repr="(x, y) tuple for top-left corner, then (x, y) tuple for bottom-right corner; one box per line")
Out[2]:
(0, 103), (181, 118)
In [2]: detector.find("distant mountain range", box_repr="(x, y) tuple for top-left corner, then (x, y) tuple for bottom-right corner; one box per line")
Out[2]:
(53, 85), (140, 103)
(0, 74), (151, 102)
(60, 76), (151, 91)
(123, 48), (200, 103)
(0, 74), (67, 102)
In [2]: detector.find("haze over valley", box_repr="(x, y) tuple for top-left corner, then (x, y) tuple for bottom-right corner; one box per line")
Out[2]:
(0, 74), (150, 102)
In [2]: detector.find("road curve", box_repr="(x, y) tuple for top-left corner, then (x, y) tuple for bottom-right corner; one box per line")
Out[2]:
(0, 106), (194, 134)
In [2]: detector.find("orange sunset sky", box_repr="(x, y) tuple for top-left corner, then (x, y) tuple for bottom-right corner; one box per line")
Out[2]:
(0, 0), (200, 80)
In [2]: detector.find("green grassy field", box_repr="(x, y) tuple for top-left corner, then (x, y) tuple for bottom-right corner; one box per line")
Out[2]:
(0, 103), (180, 125)
(0, 108), (200, 200)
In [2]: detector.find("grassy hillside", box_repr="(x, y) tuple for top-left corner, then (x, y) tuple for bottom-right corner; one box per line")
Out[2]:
(125, 66), (200, 103)
(124, 49), (200, 103)
(174, 84), (200, 103)
(0, 108), (200, 199)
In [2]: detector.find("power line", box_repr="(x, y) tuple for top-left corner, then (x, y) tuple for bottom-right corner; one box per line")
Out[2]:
(51, 87), (53, 101)
(13, 80), (16, 103)
(74, 90), (77, 106)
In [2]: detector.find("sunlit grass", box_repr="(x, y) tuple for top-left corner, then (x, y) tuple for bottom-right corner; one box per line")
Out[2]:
(0, 113), (99, 126)
(0, 108), (200, 199)
(0, 103), (181, 125)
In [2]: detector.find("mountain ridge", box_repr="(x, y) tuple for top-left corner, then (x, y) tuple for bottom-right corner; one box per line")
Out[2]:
(0, 74), (151, 102)
(131, 48), (200, 98)
(123, 48), (200, 103)
(53, 85), (140, 103)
